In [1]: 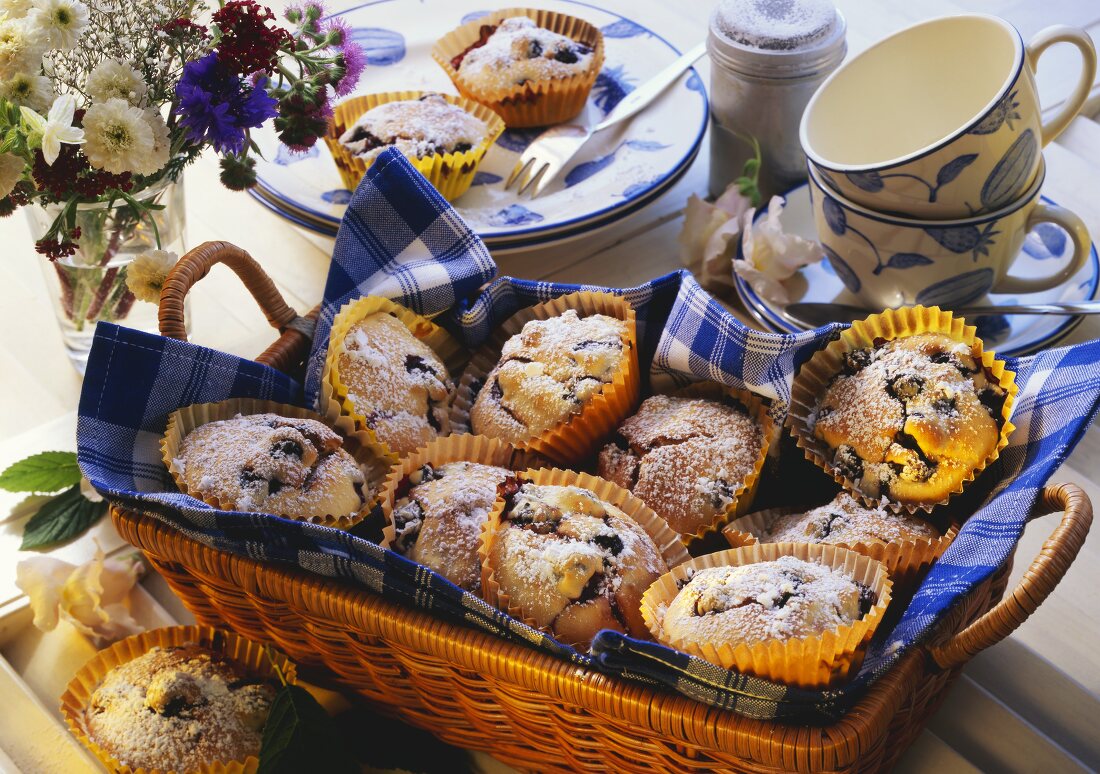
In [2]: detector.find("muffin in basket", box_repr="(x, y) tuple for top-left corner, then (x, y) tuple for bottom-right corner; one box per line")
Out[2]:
(597, 386), (769, 539)
(433, 8), (605, 127)
(755, 492), (940, 546)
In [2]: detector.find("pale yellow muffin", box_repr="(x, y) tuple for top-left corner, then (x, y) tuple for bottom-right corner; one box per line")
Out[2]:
(762, 492), (940, 545)
(813, 333), (1006, 505)
(338, 312), (455, 454)
(174, 413), (368, 519)
(453, 16), (597, 92)
(489, 482), (668, 647)
(598, 394), (763, 535)
(86, 645), (274, 772)
(391, 461), (511, 592)
(470, 310), (628, 444)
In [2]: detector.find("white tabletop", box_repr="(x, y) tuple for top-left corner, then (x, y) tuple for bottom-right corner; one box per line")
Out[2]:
(2, 1), (1099, 772)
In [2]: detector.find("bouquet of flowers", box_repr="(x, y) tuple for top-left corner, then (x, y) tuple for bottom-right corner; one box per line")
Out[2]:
(0, 0), (364, 346)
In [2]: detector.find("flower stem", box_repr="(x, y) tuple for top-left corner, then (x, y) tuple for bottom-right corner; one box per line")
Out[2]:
(85, 266), (119, 321)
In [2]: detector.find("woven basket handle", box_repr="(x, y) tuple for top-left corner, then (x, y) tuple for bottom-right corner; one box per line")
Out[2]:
(159, 241), (314, 374)
(928, 482), (1092, 670)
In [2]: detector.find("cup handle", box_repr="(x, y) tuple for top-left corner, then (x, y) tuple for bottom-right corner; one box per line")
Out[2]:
(991, 204), (1091, 294)
(1026, 26), (1098, 145)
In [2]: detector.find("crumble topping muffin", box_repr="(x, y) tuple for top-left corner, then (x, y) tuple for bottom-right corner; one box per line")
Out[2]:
(761, 492), (940, 545)
(174, 413), (367, 519)
(812, 333), (1006, 505)
(660, 556), (876, 647)
(489, 481), (669, 647)
(452, 17), (595, 90)
(339, 311), (456, 454)
(598, 394), (765, 536)
(391, 461), (511, 592)
(470, 309), (628, 444)
(338, 93), (489, 163)
(85, 645), (274, 772)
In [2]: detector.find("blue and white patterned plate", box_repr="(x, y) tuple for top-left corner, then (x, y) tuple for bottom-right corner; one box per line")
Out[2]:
(249, 0), (708, 250)
(734, 184), (1099, 357)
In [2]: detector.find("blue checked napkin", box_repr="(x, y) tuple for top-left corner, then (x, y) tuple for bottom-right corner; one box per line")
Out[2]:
(78, 149), (1100, 722)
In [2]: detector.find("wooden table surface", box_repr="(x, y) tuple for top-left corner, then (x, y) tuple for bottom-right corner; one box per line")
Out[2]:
(2, 1), (1099, 771)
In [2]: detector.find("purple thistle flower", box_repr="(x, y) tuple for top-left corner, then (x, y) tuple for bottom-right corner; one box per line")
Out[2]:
(175, 53), (279, 154)
(334, 34), (366, 96)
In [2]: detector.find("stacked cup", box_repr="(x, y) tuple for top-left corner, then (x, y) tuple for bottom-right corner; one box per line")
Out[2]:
(799, 14), (1097, 309)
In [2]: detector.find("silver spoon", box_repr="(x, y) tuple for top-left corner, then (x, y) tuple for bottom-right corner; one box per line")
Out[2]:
(785, 300), (1100, 328)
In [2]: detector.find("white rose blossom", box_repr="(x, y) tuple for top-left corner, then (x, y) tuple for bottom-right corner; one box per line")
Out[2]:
(733, 195), (823, 304)
(26, 0), (88, 51)
(678, 184), (753, 293)
(21, 92), (83, 165)
(85, 59), (148, 106)
(0, 151), (23, 198)
(0, 17), (45, 78)
(0, 70), (51, 110)
(125, 248), (177, 304)
(81, 97), (159, 174)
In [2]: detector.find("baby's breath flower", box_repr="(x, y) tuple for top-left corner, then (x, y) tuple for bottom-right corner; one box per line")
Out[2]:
(0, 151), (24, 199)
(26, 0), (88, 50)
(81, 97), (155, 174)
(0, 69), (51, 110)
(125, 248), (177, 304)
(85, 59), (147, 105)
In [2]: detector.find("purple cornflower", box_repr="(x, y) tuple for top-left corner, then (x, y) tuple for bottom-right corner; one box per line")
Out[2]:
(175, 53), (279, 154)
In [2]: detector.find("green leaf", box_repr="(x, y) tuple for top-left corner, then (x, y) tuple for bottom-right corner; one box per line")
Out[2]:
(21, 485), (107, 550)
(0, 450), (82, 493)
(258, 685), (357, 774)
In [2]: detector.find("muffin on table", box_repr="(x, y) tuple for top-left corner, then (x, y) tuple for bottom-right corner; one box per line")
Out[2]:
(173, 412), (369, 520)
(598, 392), (766, 537)
(85, 645), (274, 772)
(338, 93), (489, 163)
(759, 491), (940, 546)
(810, 332), (1008, 507)
(391, 460), (512, 592)
(487, 481), (669, 647)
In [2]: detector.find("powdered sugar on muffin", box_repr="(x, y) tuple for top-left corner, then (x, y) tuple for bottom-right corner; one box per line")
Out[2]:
(456, 17), (594, 91)
(338, 93), (488, 162)
(762, 492), (940, 545)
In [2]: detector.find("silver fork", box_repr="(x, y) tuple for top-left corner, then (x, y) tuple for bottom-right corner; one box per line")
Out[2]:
(505, 41), (708, 198)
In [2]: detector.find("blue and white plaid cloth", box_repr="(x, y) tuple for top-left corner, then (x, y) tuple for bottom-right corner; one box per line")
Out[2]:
(77, 150), (1100, 721)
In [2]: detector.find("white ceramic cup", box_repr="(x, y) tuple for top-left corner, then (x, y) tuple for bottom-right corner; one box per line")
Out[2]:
(800, 14), (1097, 219)
(808, 158), (1091, 309)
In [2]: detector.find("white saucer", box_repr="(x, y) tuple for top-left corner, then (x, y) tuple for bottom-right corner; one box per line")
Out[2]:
(249, 0), (708, 250)
(734, 184), (1099, 357)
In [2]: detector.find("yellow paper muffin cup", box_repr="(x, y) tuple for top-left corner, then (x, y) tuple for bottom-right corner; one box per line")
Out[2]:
(60, 625), (296, 774)
(431, 7), (605, 127)
(378, 433), (546, 554)
(322, 295), (467, 456)
(640, 544), (893, 688)
(787, 306), (1018, 513)
(324, 91), (505, 200)
(722, 505), (958, 588)
(162, 398), (391, 530)
(452, 290), (640, 464)
(480, 468), (691, 642)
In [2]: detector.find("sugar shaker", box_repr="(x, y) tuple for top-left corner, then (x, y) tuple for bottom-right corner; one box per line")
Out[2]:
(707, 0), (847, 199)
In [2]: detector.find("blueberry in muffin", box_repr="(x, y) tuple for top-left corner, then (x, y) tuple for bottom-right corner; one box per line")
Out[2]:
(338, 311), (456, 454)
(451, 17), (595, 90)
(760, 492), (940, 545)
(469, 309), (629, 444)
(174, 413), (368, 520)
(598, 393), (764, 536)
(489, 481), (669, 647)
(338, 93), (489, 162)
(812, 333), (1006, 506)
(391, 461), (512, 592)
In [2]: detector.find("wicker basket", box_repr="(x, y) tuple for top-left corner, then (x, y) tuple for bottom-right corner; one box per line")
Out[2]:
(127, 242), (1094, 773)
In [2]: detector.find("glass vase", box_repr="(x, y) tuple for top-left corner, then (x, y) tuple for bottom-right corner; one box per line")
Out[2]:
(29, 177), (188, 374)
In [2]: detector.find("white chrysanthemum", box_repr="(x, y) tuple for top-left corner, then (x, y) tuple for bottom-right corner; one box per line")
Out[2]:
(0, 17), (45, 78)
(125, 248), (177, 304)
(0, 70), (50, 110)
(139, 107), (169, 175)
(26, 0), (87, 50)
(85, 59), (148, 106)
(81, 97), (155, 174)
(0, 0), (34, 19)
(0, 151), (23, 198)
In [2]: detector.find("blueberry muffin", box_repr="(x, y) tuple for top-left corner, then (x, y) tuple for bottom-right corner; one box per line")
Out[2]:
(451, 17), (595, 92)
(489, 481), (669, 647)
(598, 394), (764, 536)
(761, 492), (940, 546)
(470, 310), (629, 444)
(86, 645), (274, 772)
(812, 333), (1007, 506)
(338, 311), (456, 454)
(660, 556), (877, 647)
(174, 413), (369, 520)
(391, 461), (511, 592)
(338, 93), (489, 163)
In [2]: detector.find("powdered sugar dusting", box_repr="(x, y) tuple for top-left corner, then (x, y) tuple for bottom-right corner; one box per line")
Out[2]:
(763, 492), (939, 544)
(714, 0), (838, 51)
(459, 17), (594, 91)
(339, 94), (488, 162)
